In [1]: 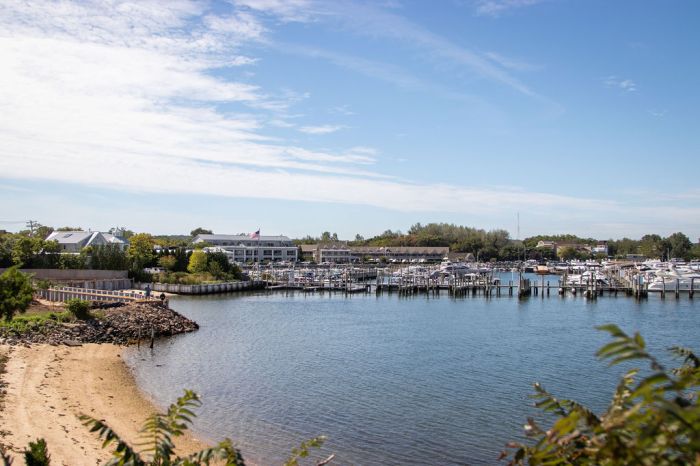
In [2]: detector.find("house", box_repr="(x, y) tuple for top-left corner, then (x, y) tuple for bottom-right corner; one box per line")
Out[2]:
(192, 234), (298, 263)
(352, 246), (449, 263)
(300, 243), (355, 263)
(590, 242), (609, 256)
(45, 229), (130, 253)
(299, 244), (449, 263)
(45, 231), (109, 253)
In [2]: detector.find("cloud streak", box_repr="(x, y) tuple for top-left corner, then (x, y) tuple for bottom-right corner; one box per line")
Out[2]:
(299, 124), (346, 135)
(604, 76), (637, 92)
(473, 0), (545, 17)
(1, 0), (697, 234)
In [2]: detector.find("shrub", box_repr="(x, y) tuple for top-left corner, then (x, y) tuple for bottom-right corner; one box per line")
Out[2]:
(0, 266), (34, 321)
(82, 389), (328, 465)
(24, 438), (51, 466)
(66, 298), (91, 320)
(503, 324), (700, 465)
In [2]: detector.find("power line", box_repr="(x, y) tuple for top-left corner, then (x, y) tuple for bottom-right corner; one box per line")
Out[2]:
(26, 220), (39, 236)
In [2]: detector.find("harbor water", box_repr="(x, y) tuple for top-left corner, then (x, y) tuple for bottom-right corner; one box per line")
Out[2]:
(125, 286), (700, 465)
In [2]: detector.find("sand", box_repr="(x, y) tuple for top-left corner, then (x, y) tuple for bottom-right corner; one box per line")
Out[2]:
(0, 344), (210, 465)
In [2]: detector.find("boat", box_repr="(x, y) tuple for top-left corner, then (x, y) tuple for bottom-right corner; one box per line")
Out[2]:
(646, 265), (700, 291)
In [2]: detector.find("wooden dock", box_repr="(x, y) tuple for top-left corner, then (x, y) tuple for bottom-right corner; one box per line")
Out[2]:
(36, 286), (162, 303)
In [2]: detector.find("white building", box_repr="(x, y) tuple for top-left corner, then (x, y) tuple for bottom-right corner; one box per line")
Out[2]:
(192, 234), (298, 263)
(45, 231), (108, 253)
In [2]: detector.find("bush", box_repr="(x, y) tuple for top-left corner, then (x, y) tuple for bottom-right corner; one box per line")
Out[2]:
(24, 438), (51, 466)
(34, 279), (54, 290)
(66, 298), (91, 320)
(82, 389), (328, 465)
(0, 266), (34, 321)
(503, 324), (700, 465)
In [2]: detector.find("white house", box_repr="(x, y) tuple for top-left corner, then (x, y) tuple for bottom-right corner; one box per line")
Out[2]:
(45, 231), (108, 253)
(192, 234), (298, 263)
(45, 230), (129, 253)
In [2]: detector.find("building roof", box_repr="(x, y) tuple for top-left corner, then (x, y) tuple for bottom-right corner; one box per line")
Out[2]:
(352, 246), (449, 254)
(102, 233), (128, 245)
(192, 234), (292, 242)
(45, 230), (99, 244)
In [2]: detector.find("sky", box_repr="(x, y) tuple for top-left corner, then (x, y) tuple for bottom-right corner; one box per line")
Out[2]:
(1, 0), (699, 241)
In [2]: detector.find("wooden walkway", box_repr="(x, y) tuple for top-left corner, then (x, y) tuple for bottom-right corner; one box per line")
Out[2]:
(36, 286), (161, 303)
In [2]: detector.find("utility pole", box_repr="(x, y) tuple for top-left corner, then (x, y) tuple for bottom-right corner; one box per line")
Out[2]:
(26, 220), (38, 236)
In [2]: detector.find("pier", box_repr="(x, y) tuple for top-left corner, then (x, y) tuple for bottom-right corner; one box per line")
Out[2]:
(256, 265), (697, 300)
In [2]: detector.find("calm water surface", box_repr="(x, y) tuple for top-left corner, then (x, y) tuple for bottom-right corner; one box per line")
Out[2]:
(125, 283), (700, 465)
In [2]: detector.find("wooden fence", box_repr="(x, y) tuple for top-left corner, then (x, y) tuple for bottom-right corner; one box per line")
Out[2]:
(36, 286), (159, 303)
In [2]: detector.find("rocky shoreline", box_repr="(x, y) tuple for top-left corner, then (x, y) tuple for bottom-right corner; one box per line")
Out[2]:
(0, 302), (199, 346)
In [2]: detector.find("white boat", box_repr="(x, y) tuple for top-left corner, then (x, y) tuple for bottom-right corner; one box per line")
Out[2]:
(565, 271), (609, 287)
(646, 266), (700, 291)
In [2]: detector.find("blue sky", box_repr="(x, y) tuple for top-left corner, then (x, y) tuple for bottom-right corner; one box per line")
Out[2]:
(1, 0), (698, 240)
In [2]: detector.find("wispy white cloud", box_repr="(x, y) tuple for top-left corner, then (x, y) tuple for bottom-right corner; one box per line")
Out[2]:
(472, 0), (545, 17)
(245, 1), (541, 98)
(2, 0), (695, 232)
(604, 75), (637, 92)
(329, 105), (355, 116)
(299, 124), (346, 135)
(233, 0), (318, 23)
(483, 51), (541, 71)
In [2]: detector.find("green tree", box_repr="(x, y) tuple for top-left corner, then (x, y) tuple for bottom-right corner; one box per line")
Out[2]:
(207, 251), (232, 274)
(504, 324), (700, 465)
(692, 242), (700, 259)
(190, 227), (213, 236)
(320, 231), (339, 242)
(208, 261), (224, 279)
(187, 250), (208, 273)
(638, 234), (664, 258)
(172, 247), (191, 272)
(666, 231), (693, 260)
(0, 266), (34, 321)
(11, 236), (43, 266)
(35, 225), (54, 240)
(127, 233), (156, 271)
(557, 246), (579, 261)
(608, 237), (639, 257)
(158, 255), (177, 272)
(90, 244), (129, 270)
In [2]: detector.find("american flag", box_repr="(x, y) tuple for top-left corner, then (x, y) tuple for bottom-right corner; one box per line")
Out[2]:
(249, 229), (260, 239)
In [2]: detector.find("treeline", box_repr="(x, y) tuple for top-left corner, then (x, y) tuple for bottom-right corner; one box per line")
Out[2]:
(299, 223), (700, 261)
(0, 229), (240, 282)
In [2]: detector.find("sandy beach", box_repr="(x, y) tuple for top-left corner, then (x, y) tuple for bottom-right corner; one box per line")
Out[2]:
(0, 343), (210, 465)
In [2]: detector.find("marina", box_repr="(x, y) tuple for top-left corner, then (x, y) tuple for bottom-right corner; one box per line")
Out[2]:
(125, 288), (700, 465)
(241, 259), (700, 300)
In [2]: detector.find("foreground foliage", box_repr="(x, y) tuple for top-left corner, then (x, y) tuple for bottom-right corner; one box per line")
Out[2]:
(66, 298), (91, 320)
(0, 267), (34, 321)
(82, 390), (327, 466)
(503, 324), (700, 465)
(23, 439), (50, 466)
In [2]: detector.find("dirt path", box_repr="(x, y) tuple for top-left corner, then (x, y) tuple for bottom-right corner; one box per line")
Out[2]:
(0, 344), (209, 465)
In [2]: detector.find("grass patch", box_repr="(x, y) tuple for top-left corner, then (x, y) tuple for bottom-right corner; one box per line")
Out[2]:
(0, 312), (74, 334)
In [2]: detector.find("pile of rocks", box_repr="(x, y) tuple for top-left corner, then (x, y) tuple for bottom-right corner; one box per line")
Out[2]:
(0, 302), (199, 346)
